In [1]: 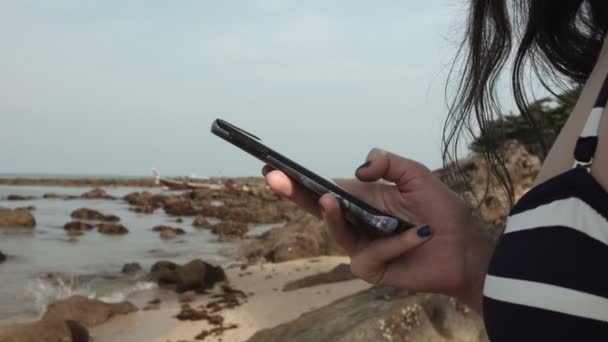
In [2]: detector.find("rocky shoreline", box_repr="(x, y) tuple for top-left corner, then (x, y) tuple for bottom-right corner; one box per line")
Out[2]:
(0, 140), (541, 342)
(0, 176), (265, 188)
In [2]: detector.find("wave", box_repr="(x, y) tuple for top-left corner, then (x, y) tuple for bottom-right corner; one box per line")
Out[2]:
(25, 274), (157, 315)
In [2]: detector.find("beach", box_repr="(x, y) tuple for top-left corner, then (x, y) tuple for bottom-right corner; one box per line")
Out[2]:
(90, 257), (369, 342)
(0, 176), (363, 341)
(0, 148), (537, 342)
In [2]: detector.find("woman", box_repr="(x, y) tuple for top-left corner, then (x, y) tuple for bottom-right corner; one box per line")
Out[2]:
(263, 1), (608, 341)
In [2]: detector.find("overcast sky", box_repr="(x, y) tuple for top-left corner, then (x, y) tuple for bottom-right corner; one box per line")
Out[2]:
(1, 1), (498, 177)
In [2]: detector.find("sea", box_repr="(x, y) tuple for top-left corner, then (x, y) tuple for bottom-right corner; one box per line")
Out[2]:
(0, 181), (278, 321)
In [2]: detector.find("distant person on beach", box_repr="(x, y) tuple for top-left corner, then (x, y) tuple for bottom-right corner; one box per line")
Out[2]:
(265, 1), (608, 341)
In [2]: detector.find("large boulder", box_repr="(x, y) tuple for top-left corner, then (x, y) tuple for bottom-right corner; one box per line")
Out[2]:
(434, 140), (541, 236)
(0, 251), (6, 263)
(97, 223), (129, 235)
(0, 319), (89, 342)
(41, 295), (137, 327)
(0, 207), (36, 228)
(247, 287), (487, 342)
(70, 208), (119, 222)
(0, 296), (137, 342)
(149, 259), (227, 293)
(238, 213), (345, 263)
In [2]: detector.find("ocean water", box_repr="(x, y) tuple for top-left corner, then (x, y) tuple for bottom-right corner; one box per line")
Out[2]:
(0, 185), (277, 321)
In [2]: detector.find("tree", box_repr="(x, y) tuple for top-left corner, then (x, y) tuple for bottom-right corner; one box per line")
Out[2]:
(470, 87), (580, 158)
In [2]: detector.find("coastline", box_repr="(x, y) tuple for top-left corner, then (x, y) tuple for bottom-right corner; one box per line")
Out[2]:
(0, 252), (366, 342)
(0, 176), (267, 188)
(86, 257), (369, 342)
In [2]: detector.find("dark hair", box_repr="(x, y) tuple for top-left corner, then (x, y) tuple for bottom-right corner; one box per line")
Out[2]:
(443, 0), (608, 204)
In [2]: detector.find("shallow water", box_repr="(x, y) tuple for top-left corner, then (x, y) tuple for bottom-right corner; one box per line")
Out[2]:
(0, 185), (278, 321)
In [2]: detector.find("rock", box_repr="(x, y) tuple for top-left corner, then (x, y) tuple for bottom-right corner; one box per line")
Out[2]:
(178, 291), (197, 303)
(175, 303), (224, 324)
(63, 221), (94, 232)
(43, 193), (60, 199)
(0, 207), (36, 228)
(67, 231), (83, 237)
(152, 225), (185, 234)
(124, 191), (165, 207)
(435, 140), (541, 237)
(81, 188), (114, 199)
(0, 319), (90, 342)
(192, 215), (209, 228)
(148, 298), (161, 305)
(0, 295), (136, 341)
(97, 223), (129, 235)
(150, 260), (178, 274)
(283, 264), (356, 291)
(246, 287), (487, 342)
(42, 295), (138, 327)
(152, 225), (185, 240)
(124, 192), (165, 213)
(130, 205), (156, 214)
(121, 262), (143, 275)
(160, 229), (177, 240)
(17, 206), (36, 211)
(238, 213), (344, 263)
(211, 221), (248, 239)
(7, 194), (35, 201)
(0, 251), (6, 263)
(70, 208), (120, 222)
(195, 324), (239, 340)
(205, 285), (247, 313)
(149, 259), (227, 293)
(163, 198), (197, 216)
(175, 217), (183, 223)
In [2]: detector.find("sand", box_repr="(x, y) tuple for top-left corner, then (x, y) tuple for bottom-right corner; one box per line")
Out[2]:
(89, 256), (369, 342)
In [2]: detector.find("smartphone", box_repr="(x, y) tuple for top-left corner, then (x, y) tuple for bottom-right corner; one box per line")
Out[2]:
(211, 119), (413, 236)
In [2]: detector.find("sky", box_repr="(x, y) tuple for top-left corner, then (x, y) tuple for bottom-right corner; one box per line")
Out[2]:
(1, 0), (492, 178)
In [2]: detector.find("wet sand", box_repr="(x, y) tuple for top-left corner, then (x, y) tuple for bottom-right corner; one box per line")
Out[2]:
(90, 256), (369, 342)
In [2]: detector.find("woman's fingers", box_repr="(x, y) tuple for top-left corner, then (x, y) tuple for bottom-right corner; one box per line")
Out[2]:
(318, 193), (361, 254)
(350, 224), (432, 283)
(263, 168), (322, 217)
(355, 148), (431, 188)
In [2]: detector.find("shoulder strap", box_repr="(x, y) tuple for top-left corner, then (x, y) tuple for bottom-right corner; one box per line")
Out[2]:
(573, 74), (608, 169)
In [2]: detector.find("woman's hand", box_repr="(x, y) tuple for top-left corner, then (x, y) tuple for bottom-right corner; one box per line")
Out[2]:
(263, 148), (494, 313)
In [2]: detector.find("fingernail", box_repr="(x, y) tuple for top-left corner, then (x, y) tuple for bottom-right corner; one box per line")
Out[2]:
(357, 160), (372, 170)
(417, 225), (431, 238)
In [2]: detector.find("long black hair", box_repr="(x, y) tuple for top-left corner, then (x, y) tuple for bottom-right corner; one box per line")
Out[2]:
(444, 0), (608, 203)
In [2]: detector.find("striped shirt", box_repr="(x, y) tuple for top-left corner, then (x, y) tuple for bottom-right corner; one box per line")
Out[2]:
(482, 75), (608, 341)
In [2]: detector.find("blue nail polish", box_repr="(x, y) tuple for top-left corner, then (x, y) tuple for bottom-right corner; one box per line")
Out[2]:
(417, 225), (431, 237)
(357, 160), (372, 170)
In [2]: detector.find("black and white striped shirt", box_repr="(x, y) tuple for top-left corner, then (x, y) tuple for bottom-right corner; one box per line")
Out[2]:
(483, 75), (608, 341)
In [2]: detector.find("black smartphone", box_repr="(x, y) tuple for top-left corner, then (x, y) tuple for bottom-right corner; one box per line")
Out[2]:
(211, 118), (413, 236)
